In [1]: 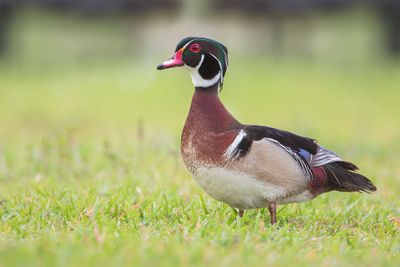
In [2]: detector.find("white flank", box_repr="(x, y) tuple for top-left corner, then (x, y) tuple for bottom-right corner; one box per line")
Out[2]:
(223, 130), (246, 160)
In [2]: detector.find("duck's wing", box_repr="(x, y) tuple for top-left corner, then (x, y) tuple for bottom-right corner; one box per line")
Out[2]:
(242, 125), (318, 155)
(224, 125), (317, 181)
(223, 125), (376, 193)
(225, 125), (356, 170)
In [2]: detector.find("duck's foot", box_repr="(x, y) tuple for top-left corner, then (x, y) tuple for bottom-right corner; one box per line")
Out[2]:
(268, 202), (277, 224)
(238, 210), (244, 218)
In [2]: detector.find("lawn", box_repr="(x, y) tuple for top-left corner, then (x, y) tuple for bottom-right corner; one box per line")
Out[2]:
(0, 11), (399, 265)
(0, 56), (399, 267)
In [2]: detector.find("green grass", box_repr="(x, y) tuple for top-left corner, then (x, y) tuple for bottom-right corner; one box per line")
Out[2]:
(1, 9), (400, 265)
(0, 57), (399, 267)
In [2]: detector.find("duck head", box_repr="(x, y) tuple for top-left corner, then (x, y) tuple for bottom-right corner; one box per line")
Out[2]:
(157, 37), (228, 91)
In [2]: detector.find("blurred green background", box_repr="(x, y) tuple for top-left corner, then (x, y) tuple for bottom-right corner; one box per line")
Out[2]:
(0, 1), (399, 267)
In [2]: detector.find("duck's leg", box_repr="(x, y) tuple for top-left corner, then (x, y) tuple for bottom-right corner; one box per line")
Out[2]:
(238, 210), (244, 218)
(268, 202), (277, 224)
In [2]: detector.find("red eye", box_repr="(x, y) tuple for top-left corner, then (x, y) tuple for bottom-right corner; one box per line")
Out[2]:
(190, 43), (200, 53)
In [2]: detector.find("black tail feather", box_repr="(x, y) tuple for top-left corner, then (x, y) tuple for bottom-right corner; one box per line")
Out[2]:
(335, 161), (359, 171)
(324, 162), (377, 193)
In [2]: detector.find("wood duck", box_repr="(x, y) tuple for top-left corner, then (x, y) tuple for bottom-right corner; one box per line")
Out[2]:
(157, 37), (376, 224)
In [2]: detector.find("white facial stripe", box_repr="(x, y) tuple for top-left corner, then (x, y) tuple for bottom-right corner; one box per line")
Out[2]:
(223, 49), (228, 72)
(185, 54), (221, 88)
(208, 53), (225, 91)
(195, 54), (205, 69)
(209, 52), (222, 69)
(223, 130), (246, 160)
(181, 39), (195, 51)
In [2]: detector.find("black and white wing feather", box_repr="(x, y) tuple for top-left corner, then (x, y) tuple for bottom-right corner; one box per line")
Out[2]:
(223, 125), (318, 180)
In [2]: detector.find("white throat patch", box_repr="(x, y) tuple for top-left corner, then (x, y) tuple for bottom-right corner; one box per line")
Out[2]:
(185, 54), (221, 89)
